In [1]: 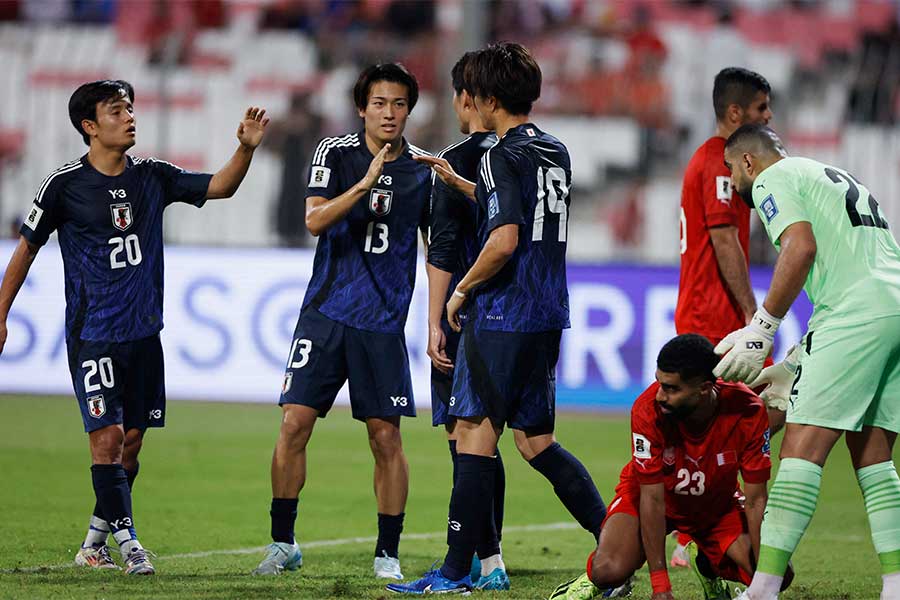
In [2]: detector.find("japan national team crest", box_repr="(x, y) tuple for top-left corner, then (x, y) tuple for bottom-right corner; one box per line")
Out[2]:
(87, 394), (106, 418)
(110, 203), (133, 231)
(369, 189), (393, 216)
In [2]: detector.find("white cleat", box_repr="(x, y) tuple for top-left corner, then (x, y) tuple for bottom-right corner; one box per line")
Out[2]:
(735, 591), (778, 600)
(123, 548), (156, 575)
(252, 542), (303, 575)
(74, 545), (120, 570)
(374, 550), (403, 580)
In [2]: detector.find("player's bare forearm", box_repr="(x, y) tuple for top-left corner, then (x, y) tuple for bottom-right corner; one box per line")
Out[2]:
(744, 481), (768, 561)
(305, 186), (367, 236)
(455, 224), (518, 294)
(207, 145), (255, 199)
(0, 237), (39, 351)
(426, 263), (453, 327)
(763, 222), (816, 318)
(709, 225), (757, 322)
(413, 155), (476, 200)
(639, 482), (668, 576)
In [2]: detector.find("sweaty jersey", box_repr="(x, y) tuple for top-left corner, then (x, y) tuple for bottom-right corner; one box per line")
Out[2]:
(472, 123), (570, 332)
(427, 131), (497, 322)
(20, 155), (211, 342)
(625, 381), (771, 529)
(302, 132), (432, 334)
(753, 157), (900, 330)
(676, 136), (751, 341)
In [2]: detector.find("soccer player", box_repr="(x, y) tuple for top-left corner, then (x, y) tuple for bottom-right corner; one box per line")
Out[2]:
(0, 80), (268, 574)
(550, 334), (794, 600)
(715, 125), (900, 600)
(254, 63), (432, 579)
(672, 66), (774, 569)
(420, 52), (508, 590)
(388, 42), (607, 595)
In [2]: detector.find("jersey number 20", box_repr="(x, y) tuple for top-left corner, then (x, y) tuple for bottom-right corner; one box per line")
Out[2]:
(109, 234), (143, 269)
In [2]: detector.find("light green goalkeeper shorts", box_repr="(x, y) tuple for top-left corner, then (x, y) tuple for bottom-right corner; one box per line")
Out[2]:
(788, 316), (900, 432)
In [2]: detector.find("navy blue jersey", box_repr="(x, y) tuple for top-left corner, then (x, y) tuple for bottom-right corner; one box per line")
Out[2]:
(302, 132), (432, 333)
(473, 123), (571, 332)
(20, 155), (211, 342)
(427, 131), (497, 322)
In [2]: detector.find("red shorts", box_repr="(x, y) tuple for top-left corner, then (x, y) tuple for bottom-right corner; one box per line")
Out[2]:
(602, 484), (752, 585)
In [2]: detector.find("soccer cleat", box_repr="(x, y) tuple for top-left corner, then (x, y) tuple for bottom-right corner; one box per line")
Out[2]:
(686, 542), (730, 599)
(123, 548), (155, 575)
(548, 573), (633, 600)
(252, 542), (303, 575)
(385, 569), (472, 595)
(474, 567), (510, 591)
(469, 554), (481, 583)
(734, 592), (777, 600)
(74, 545), (120, 570)
(374, 550), (404, 580)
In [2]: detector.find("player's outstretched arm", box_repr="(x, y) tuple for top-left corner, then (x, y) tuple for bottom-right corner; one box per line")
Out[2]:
(413, 155), (476, 200)
(206, 106), (270, 200)
(305, 144), (390, 237)
(709, 225), (757, 323)
(639, 483), (675, 600)
(0, 236), (40, 355)
(445, 223), (518, 332)
(744, 481), (768, 564)
(761, 221), (816, 318)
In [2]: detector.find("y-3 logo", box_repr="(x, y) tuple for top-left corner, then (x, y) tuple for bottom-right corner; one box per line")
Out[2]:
(109, 517), (133, 529)
(108, 189), (127, 199)
(391, 396), (408, 407)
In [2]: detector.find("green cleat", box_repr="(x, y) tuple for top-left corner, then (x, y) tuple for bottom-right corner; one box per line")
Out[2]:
(686, 541), (730, 599)
(548, 572), (633, 599)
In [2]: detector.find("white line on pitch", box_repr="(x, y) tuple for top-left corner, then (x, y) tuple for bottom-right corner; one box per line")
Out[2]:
(1, 521), (578, 574)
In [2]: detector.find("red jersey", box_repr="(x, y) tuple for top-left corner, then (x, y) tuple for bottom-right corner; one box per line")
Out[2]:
(675, 136), (751, 342)
(622, 381), (771, 533)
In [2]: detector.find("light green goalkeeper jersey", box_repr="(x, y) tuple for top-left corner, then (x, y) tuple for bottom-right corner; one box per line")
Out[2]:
(753, 156), (900, 330)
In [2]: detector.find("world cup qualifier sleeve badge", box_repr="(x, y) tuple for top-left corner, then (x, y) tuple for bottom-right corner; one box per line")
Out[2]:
(369, 189), (393, 216)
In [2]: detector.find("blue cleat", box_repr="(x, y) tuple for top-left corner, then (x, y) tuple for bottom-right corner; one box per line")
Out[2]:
(469, 555), (481, 582)
(386, 569), (473, 595)
(474, 567), (511, 591)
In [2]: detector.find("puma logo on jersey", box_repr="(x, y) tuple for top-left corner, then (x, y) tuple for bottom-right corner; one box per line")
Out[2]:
(108, 189), (127, 199)
(685, 455), (703, 468)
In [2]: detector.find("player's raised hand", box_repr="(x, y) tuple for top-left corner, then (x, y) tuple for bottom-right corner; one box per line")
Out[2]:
(446, 289), (467, 333)
(360, 144), (391, 191)
(428, 321), (453, 374)
(414, 155), (476, 200)
(713, 308), (781, 383)
(237, 106), (270, 149)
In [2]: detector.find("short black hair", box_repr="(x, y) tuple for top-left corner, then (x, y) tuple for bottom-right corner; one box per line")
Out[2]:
(657, 334), (719, 383)
(465, 42), (541, 116)
(712, 67), (771, 121)
(451, 51), (478, 96)
(724, 123), (784, 156)
(352, 63), (419, 112)
(68, 80), (134, 146)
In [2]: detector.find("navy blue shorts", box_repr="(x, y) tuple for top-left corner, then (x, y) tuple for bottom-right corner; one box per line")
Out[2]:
(431, 320), (461, 427)
(279, 308), (416, 421)
(67, 334), (166, 434)
(449, 325), (561, 434)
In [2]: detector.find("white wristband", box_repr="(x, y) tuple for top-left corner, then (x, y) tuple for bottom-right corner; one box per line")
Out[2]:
(453, 289), (466, 299)
(750, 306), (782, 340)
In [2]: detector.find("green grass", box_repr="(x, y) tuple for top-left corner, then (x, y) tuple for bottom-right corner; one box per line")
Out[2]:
(0, 395), (891, 599)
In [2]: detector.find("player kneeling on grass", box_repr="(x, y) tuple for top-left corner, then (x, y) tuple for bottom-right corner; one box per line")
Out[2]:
(550, 334), (794, 600)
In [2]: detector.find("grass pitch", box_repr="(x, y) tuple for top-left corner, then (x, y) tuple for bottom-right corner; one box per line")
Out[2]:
(0, 395), (890, 599)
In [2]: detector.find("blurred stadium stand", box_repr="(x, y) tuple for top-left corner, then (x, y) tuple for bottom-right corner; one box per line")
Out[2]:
(0, 0), (898, 260)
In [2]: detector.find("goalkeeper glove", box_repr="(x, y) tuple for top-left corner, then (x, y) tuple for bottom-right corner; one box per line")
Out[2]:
(713, 307), (782, 383)
(747, 343), (803, 411)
